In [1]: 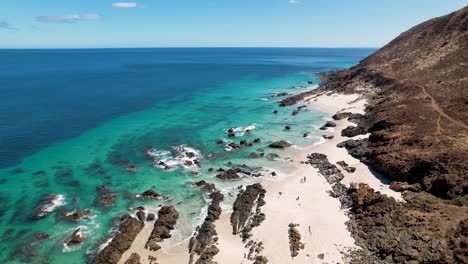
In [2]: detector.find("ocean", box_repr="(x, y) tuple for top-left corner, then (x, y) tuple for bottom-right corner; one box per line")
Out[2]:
(0, 48), (375, 263)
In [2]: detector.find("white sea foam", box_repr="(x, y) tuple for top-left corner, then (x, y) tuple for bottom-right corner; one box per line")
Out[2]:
(147, 145), (202, 172)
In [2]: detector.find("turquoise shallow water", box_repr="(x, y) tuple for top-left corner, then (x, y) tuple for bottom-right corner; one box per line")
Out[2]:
(0, 48), (374, 263)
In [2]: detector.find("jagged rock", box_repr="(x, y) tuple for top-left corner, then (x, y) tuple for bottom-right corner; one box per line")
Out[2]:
(124, 253), (141, 264)
(230, 184), (267, 241)
(268, 140), (291, 148)
(96, 217), (144, 264)
(145, 206), (179, 251)
(65, 228), (85, 246)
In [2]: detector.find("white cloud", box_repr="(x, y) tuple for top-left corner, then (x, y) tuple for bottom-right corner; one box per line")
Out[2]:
(36, 14), (101, 23)
(0, 21), (16, 30)
(112, 2), (137, 8)
(288, 0), (298, 3)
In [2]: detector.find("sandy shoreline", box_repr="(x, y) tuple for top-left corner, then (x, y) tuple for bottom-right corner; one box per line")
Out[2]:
(116, 92), (401, 264)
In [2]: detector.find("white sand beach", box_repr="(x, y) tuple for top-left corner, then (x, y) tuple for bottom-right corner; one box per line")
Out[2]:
(118, 92), (401, 264)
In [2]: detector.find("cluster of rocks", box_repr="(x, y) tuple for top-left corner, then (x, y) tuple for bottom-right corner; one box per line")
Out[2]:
(12, 232), (50, 263)
(230, 184), (266, 241)
(288, 223), (304, 257)
(189, 191), (224, 264)
(223, 137), (261, 152)
(214, 165), (263, 180)
(306, 153), (351, 207)
(95, 215), (144, 264)
(336, 161), (356, 173)
(278, 90), (317, 107)
(145, 206), (179, 251)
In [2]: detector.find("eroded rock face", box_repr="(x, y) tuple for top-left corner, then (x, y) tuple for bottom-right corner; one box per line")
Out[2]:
(346, 184), (468, 263)
(145, 206), (179, 251)
(230, 183), (266, 241)
(96, 217), (144, 264)
(189, 191), (224, 264)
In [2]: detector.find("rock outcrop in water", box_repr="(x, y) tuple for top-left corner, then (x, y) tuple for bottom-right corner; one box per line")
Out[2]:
(230, 183), (266, 241)
(31, 194), (65, 219)
(145, 206), (179, 251)
(96, 216), (144, 264)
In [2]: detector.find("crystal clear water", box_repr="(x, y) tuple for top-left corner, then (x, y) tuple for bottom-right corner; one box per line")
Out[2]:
(0, 48), (375, 263)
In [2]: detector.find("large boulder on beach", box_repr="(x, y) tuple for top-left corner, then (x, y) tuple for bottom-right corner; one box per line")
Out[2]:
(268, 140), (292, 148)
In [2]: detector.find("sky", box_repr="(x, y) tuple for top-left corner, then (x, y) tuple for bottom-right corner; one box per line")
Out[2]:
(0, 0), (466, 48)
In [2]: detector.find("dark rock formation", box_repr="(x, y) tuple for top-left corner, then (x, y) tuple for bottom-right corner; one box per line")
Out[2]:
(336, 161), (356, 173)
(140, 189), (162, 199)
(253, 256), (269, 264)
(124, 253), (141, 264)
(96, 216), (144, 264)
(136, 210), (145, 222)
(190, 180), (216, 193)
(307, 153), (344, 184)
(341, 125), (367, 137)
(288, 223), (304, 257)
(145, 206), (179, 251)
(189, 191), (224, 264)
(346, 183), (468, 263)
(62, 209), (92, 222)
(230, 184), (267, 241)
(268, 140), (292, 148)
(65, 228), (85, 246)
(146, 213), (155, 221)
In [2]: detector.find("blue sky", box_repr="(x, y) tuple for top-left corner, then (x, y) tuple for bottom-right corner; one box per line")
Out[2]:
(0, 0), (466, 48)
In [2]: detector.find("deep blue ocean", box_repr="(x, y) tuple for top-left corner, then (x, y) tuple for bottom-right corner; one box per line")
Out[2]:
(0, 48), (375, 263)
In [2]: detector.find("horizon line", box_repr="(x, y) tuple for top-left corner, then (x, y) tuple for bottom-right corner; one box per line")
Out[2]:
(0, 46), (380, 50)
